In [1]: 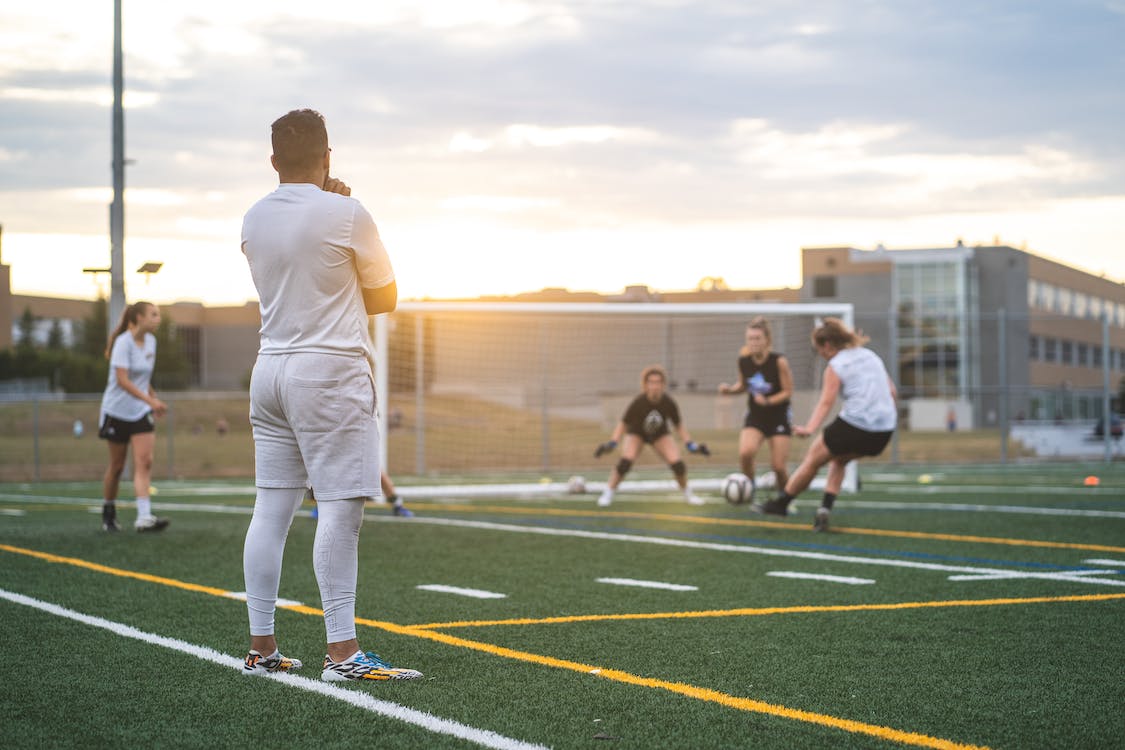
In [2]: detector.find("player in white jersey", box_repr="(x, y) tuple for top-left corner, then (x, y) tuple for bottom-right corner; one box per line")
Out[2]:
(239, 109), (420, 682)
(753, 317), (897, 532)
(97, 301), (170, 533)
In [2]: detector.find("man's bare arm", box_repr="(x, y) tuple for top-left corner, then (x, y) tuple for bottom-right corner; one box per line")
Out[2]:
(363, 280), (397, 315)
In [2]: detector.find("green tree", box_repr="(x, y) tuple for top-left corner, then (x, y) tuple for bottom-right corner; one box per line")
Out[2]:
(16, 307), (36, 350)
(153, 314), (193, 389)
(76, 297), (109, 359)
(47, 319), (66, 350)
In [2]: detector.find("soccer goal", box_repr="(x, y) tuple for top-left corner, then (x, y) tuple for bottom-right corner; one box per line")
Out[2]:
(372, 301), (858, 498)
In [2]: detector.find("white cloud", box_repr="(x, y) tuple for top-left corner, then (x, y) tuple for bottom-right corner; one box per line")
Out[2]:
(502, 124), (660, 148)
(441, 195), (560, 212)
(0, 87), (159, 108)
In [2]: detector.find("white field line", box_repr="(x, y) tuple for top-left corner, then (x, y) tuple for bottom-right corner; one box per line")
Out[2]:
(949, 570), (1123, 582)
(1083, 558), (1125, 566)
(842, 499), (1125, 519)
(767, 572), (875, 585)
(596, 578), (698, 591)
(0, 587), (545, 750)
(390, 516), (1125, 588)
(0, 509), (26, 516)
(416, 584), (507, 599)
(5, 489), (1123, 519)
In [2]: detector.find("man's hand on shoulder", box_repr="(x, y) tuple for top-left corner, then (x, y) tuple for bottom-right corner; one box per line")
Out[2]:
(322, 176), (352, 196)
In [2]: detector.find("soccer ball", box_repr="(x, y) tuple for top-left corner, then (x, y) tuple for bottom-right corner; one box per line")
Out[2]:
(567, 475), (587, 494)
(721, 473), (755, 505)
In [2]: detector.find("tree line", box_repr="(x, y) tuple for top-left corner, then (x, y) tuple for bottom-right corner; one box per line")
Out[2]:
(0, 299), (194, 393)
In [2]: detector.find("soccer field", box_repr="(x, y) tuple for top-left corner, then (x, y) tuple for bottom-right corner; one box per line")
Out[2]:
(1, 465), (1123, 749)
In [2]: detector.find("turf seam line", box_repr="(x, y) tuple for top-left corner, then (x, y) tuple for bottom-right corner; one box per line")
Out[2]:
(0, 587), (547, 750)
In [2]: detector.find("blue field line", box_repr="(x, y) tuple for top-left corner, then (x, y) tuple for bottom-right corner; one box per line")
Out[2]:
(450, 511), (1121, 574)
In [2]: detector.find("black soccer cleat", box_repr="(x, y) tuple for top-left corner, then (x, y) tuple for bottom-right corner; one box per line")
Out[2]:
(102, 503), (120, 532)
(751, 499), (790, 517)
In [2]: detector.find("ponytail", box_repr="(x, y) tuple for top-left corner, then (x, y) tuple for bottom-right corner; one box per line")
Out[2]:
(104, 301), (154, 359)
(811, 317), (868, 350)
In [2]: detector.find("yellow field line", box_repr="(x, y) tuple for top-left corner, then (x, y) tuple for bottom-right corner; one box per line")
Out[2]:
(0, 541), (991, 749)
(408, 502), (1125, 554)
(0, 543), (232, 597)
(411, 592), (1125, 629)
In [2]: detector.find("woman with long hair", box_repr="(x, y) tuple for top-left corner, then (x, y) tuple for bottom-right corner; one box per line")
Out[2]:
(718, 316), (794, 502)
(754, 317), (896, 532)
(594, 365), (710, 507)
(98, 301), (170, 532)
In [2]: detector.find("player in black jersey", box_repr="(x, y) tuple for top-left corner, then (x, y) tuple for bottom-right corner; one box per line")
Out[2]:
(718, 317), (793, 502)
(594, 365), (710, 507)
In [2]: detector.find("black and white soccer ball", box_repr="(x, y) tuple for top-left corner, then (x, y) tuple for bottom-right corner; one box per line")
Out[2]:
(567, 475), (587, 494)
(721, 473), (755, 505)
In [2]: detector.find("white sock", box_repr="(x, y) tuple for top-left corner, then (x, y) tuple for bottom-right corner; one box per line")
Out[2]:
(135, 496), (151, 519)
(313, 499), (366, 643)
(243, 487), (305, 636)
(682, 485), (693, 499)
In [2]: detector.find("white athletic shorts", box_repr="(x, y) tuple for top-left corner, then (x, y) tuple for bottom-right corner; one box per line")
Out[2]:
(249, 352), (381, 501)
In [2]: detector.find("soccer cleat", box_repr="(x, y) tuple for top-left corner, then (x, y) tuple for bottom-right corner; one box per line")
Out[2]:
(102, 503), (120, 532)
(686, 494), (706, 506)
(596, 490), (613, 508)
(813, 508), (830, 533)
(392, 504), (414, 518)
(750, 499), (790, 517)
(134, 516), (170, 533)
(321, 651), (423, 682)
(244, 649), (303, 675)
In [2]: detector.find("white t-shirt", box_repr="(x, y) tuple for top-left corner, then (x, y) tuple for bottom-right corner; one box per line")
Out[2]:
(100, 331), (157, 422)
(241, 183), (395, 365)
(828, 346), (897, 432)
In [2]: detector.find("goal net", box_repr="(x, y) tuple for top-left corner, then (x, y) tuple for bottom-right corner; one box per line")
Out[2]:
(373, 302), (857, 498)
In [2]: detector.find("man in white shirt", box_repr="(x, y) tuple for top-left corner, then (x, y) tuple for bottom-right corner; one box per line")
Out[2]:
(239, 108), (421, 682)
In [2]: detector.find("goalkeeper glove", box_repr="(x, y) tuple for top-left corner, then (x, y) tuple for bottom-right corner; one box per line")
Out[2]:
(594, 440), (618, 458)
(686, 441), (711, 457)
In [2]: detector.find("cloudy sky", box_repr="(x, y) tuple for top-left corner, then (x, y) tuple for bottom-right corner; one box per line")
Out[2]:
(2, 1), (1123, 305)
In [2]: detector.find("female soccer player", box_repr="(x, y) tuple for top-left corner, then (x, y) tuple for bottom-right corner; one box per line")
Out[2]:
(754, 317), (896, 531)
(98, 301), (170, 533)
(594, 365), (710, 507)
(718, 316), (794, 501)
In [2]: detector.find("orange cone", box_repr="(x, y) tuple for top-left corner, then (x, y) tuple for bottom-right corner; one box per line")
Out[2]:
(1083, 475), (1100, 487)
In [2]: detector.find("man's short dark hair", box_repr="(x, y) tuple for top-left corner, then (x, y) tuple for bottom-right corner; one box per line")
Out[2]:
(271, 109), (328, 171)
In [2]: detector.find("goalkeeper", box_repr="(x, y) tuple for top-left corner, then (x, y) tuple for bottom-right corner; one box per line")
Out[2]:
(594, 365), (709, 507)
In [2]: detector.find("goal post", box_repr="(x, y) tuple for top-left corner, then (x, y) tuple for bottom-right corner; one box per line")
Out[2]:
(373, 301), (858, 497)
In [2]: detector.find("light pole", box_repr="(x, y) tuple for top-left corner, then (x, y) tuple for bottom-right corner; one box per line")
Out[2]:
(108, 0), (126, 337)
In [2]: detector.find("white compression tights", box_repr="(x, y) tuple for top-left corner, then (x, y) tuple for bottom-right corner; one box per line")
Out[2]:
(243, 487), (366, 643)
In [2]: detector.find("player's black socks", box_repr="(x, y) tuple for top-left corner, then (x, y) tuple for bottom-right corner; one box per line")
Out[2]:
(820, 492), (837, 511)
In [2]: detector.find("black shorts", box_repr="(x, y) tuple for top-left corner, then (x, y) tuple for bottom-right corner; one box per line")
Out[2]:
(823, 418), (893, 457)
(98, 413), (155, 444)
(743, 411), (792, 437)
(627, 430), (668, 446)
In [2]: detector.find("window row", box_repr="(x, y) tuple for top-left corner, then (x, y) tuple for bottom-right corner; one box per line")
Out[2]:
(1028, 280), (1125, 326)
(1029, 335), (1125, 370)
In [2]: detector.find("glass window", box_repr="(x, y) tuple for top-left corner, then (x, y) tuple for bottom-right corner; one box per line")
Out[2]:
(1056, 288), (1073, 315)
(1090, 296), (1102, 320)
(1093, 346), (1103, 367)
(1073, 292), (1087, 318)
(1044, 338), (1057, 362)
(1077, 343), (1089, 367)
(1041, 283), (1057, 312)
(1029, 335), (1040, 360)
(1061, 340), (1073, 365)
(1027, 280), (1038, 308)
(812, 275), (837, 298)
